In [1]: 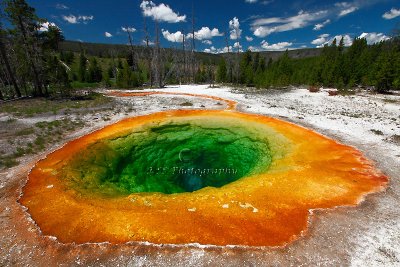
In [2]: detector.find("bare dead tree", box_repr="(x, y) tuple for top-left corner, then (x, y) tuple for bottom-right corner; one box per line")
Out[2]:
(191, 3), (196, 83)
(125, 26), (137, 71)
(224, 31), (233, 83)
(143, 16), (153, 87)
(230, 20), (241, 85)
(153, 21), (163, 88)
(181, 29), (186, 84)
(225, 31), (230, 53)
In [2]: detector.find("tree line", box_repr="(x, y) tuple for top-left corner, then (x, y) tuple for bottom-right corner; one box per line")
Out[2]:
(217, 36), (400, 92)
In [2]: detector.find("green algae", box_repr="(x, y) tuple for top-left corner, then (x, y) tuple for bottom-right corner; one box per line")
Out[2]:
(63, 119), (276, 196)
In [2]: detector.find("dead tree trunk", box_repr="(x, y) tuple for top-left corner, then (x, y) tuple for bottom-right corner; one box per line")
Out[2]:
(181, 30), (185, 84)
(143, 17), (152, 87)
(191, 4), (196, 83)
(154, 21), (163, 88)
(126, 26), (137, 71)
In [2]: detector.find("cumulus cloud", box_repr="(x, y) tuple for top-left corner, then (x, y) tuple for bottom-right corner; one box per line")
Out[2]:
(105, 32), (113, 38)
(62, 14), (94, 24)
(313, 19), (330, 31)
(359, 32), (390, 44)
(203, 46), (227, 54)
(245, 0), (258, 3)
(162, 29), (184, 42)
(229, 17), (242, 40)
(121, 27), (136, 33)
(248, 46), (260, 52)
(140, 1), (186, 23)
(261, 40), (292, 50)
(234, 42), (242, 48)
(382, 8), (400, 19)
(202, 40), (212, 45)
(252, 10), (328, 37)
(204, 46), (218, 53)
(246, 36), (254, 42)
(39, 21), (58, 32)
(311, 34), (330, 45)
(192, 27), (223, 40)
(312, 34), (353, 48)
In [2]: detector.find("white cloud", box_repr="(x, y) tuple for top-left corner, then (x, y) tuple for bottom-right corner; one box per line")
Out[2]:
(261, 40), (292, 50)
(229, 17), (242, 40)
(252, 10), (328, 37)
(142, 39), (155, 46)
(62, 15), (77, 24)
(233, 42), (241, 48)
(251, 1), (377, 38)
(246, 36), (254, 42)
(311, 33), (330, 45)
(359, 32), (390, 44)
(245, 0), (258, 3)
(248, 46), (260, 52)
(55, 3), (68, 10)
(190, 27), (222, 40)
(335, 2), (358, 17)
(312, 34), (353, 48)
(121, 27), (136, 33)
(62, 14), (94, 24)
(382, 8), (400, 20)
(202, 40), (212, 45)
(261, 0), (274, 5)
(140, 1), (186, 23)
(39, 21), (58, 32)
(105, 32), (113, 38)
(313, 19), (330, 31)
(339, 6), (357, 16)
(162, 29), (184, 42)
(204, 46), (218, 53)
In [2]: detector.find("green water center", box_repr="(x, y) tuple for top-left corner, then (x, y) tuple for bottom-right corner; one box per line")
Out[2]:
(64, 119), (274, 196)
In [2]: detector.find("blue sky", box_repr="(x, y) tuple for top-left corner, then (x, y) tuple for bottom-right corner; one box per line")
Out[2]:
(29, 0), (400, 53)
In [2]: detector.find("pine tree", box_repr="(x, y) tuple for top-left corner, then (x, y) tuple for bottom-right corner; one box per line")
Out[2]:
(78, 53), (87, 82)
(216, 58), (227, 83)
(4, 0), (44, 95)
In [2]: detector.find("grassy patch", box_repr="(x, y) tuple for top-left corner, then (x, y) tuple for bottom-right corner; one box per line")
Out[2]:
(180, 101), (193, 106)
(70, 81), (100, 89)
(0, 157), (19, 168)
(0, 118), (87, 170)
(16, 127), (35, 136)
(383, 99), (399, 104)
(0, 92), (112, 117)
